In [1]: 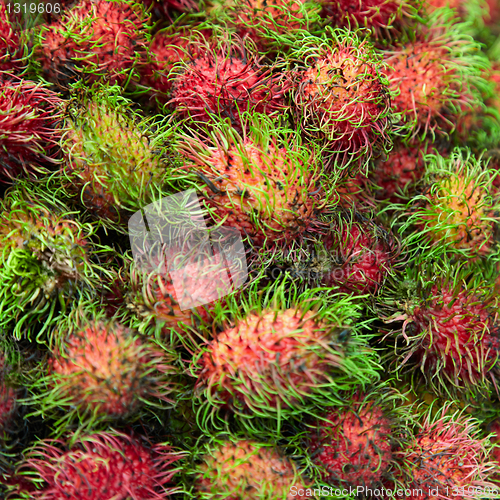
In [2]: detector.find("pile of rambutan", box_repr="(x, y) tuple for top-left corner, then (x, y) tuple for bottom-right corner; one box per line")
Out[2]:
(4, 1), (500, 498)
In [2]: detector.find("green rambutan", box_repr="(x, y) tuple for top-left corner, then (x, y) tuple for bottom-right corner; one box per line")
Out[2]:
(33, 0), (149, 88)
(399, 405), (496, 500)
(287, 29), (392, 173)
(398, 148), (500, 260)
(178, 113), (325, 248)
(319, 0), (420, 39)
(196, 438), (308, 499)
(169, 35), (289, 132)
(28, 310), (176, 432)
(382, 10), (486, 138)
(306, 385), (409, 489)
(59, 84), (183, 226)
(13, 431), (185, 499)
(0, 76), (62, 182)
(191, 277), (380, 428)
(380, 259), (500, 400)
(0, 181), (113, 341)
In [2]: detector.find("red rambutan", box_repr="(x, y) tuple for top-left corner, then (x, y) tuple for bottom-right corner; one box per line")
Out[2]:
(0, 76), (62, 182)
(197, 438), (308, 499)
(16, 431), (184, 499)
(192, 280), (380, 423)
(0, 1), (24, 73)
(389, 260), (500, 400)
(33, 315), (175, 427)
(179, 114), (324, 248)
(400, 406), (496, 500)
(169, 36), (289, 132)
(321, 212), (401, 295)
(290, 29), (392, 172)
(34, 0), (149, 88)
(382, 11), (486, 138)
(320, 0), (418, 38)
(306, 387), (406, 488)
(139, 26), (211, 107)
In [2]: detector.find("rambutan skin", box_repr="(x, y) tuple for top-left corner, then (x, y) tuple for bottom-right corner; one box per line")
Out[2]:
(291, 31), (392, 171)
(307, 395), (394, 487)
(15, 432), (184, 499)
(184, 137), (322, 248)
(195, 307), (352, 412)
(401, 409), (496, 500)
(320, 0), (417, 37)
(45, 318), (174, 419)
(197, 439), (308, 499)
(170, 38), (288, 132)
(0, 76), (62, 182)
(321, 215), (400, 295)
(34, 0), (149, 88)
(406, 281), (500, 397)
(0, 1), (24, 73)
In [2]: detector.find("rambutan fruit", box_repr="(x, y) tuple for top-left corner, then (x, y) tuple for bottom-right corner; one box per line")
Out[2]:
(399, 148), (500, 260)
(192, 277), (380, 427)
(332, 171), (374, 210)
(178, 113), (325, 249)
(0, 382), (16, 432)
(382, 10), (486, 139)
(28, 311), (177, 432)
(169, 35), (289, 133)
(196, 438), (308, 499)
(370, 140), (434, 203)
(0, 181), (114, 342)
(207, 0), (319, 47)
(138, 25), (212, 108)
(319, 0), (420, 39)
(320, 212), (402, 295)
(287, 29), (392, 173)
(33, 0), (149, 88)
(306, 385), (409, 489)
(59, 84), (183, 226)
(0, 76), (62, 182)
(399, 406), (496, 500)
(288, 211), (401, 295)
(14, 431), (185, 499)
(141, 0), (198, 19)
(0, 1), (26, 73)
(380, 259), (500, 400)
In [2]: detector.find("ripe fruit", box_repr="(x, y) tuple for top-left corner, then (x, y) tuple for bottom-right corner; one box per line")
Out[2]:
(0, 182), (110, 341)
(31, 314), (175, 430)
(169, 36), (288, 132)
(290, 29), (392, 172)
(192, 279), (379, 425)
(139, 25), (211, 107)
(179, 114), (324, 248)
(306, 386), (406, 488)
(197, 439), (307, 499)
(60, 85), (180, 225)
(209, 0), (319, 46)
(382, 11), (485, 138)
(0, 76), (62, 182)
(321, 212), (401, 295)
(370, 140), (433, 202)
(401, 149), (499, 259)
(0, 1), (24, 73)
(401, 406), (496, 500)
(34, 0), (149, 88)
(386, 260), (500, 400)
(320, 0), (418, 38)
(15, 431), (184, 499)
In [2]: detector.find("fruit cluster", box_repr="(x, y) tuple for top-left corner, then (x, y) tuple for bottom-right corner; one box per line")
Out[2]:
(2, 0), (500, 499)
